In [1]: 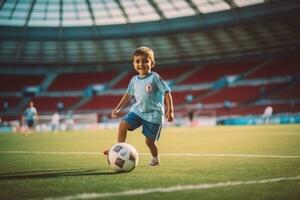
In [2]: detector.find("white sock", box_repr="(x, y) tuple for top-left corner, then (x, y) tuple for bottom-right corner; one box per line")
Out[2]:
(152, 156), (159, 161)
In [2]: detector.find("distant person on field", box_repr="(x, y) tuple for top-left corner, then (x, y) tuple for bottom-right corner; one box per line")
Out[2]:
(65, 111), (74, 131)
(103, 46), (174, 166)
(51, 112), (60, 132)
(23, 101), (38, 132)
(262, 106), (273, 124)
(185, 94), (195, 126)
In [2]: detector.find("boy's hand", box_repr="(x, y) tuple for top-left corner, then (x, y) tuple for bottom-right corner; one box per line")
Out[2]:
(166, 111), (174, 122)
(111, 109), (121, 118)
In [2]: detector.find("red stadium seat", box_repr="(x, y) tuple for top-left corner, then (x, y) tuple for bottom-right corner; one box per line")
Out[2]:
(0, 74), (45, 92)
(48, 71), (118, 91)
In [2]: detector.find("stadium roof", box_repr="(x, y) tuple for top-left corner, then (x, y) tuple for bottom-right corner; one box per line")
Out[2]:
(0, 0), (268, 27)
(0, 0), (299, 69)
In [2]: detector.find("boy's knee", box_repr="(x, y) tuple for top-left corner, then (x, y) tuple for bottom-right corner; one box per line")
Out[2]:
(119, 120), (131, 130)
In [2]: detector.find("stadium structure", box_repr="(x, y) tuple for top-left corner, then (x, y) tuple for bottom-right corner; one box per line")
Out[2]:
(0, 0), (300, 130)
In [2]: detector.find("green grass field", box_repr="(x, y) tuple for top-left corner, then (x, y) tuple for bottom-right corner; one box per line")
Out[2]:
(0, 125), (300, 200)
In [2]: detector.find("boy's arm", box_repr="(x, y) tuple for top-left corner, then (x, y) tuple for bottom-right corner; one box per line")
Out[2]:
(164, 92), (174, 122)
(111, 93), (132, 118)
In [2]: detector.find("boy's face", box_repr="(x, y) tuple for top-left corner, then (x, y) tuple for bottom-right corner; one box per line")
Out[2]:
(133, 55), (153, 77)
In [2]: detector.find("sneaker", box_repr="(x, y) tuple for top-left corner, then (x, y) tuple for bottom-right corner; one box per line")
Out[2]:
(103, 149), (109, 156)
(149, 158), (160, 166)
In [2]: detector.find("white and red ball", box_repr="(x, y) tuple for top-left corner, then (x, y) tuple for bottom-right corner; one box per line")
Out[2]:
(107, 143), (139, 172)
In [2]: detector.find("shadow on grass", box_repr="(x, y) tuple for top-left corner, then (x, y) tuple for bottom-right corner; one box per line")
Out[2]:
(0, 169), (117, 180)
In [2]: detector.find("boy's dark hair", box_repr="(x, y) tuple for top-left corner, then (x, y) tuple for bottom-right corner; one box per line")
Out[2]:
(132, 46), (155, 67)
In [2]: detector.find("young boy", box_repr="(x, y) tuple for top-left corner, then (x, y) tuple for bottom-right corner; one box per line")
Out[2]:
(104, 46), (174, 166)
(22, 101), (38, 132)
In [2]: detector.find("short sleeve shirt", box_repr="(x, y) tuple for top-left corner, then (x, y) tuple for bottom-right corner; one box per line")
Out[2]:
(126, 72), (171, 124)
(24, 107), (37, 121)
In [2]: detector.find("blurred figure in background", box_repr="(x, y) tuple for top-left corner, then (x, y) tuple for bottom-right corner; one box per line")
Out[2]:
(51, 111), (60, 132)
(262, 106), (273, 124)
(22, 101), (38, 134)
(185, 94), (196, 126)
(65, 111), (74, 131)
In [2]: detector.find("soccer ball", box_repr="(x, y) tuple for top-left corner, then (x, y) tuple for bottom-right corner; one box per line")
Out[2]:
(107, 143), (139, 172)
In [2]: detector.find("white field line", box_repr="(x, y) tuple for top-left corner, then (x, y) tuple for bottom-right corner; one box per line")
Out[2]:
(0, 150), (300, 159)
(39, 175), (300, 200)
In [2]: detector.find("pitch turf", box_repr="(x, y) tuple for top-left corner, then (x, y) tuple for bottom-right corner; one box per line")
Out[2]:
(0, 125), (300, 200)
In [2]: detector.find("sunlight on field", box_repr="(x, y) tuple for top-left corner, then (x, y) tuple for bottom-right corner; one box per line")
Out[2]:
(0, 124), (299, 200)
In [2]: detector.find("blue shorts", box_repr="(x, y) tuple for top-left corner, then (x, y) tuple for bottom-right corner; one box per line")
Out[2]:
(123, 112), (162, 141)
(26, 119), (35, 128)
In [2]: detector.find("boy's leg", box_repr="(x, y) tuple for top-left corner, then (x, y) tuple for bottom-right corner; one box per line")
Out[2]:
(118, 120), (131, 142)
(103, 120), (132, 155)
(142, 121), (162, 166)
(145, 137), (160, 166)
(103, 112), (141, 155)
(145, 137), (158, 157)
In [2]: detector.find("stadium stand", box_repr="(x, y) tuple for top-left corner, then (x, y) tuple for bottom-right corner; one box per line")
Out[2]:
(268, 80), (300, 100)
(31, 96), (81, 112)
(0, 97), (21, 112)
(179, 60), (261, 84)
(47, 71), (119, 91)
(0, 74), (45, 92)
(172, 90), (209, 105)
(112, 71), (136, 89)
(78, 95), (123, 111)
(246, 56), (300, 79)
(199, 83), (288, 104)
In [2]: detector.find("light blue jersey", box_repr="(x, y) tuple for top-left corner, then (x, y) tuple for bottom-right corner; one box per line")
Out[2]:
(126, 72), (171, 124)
(24, 107), (37, 121)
